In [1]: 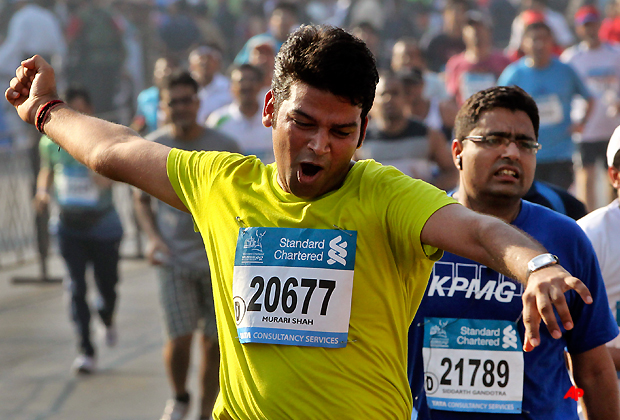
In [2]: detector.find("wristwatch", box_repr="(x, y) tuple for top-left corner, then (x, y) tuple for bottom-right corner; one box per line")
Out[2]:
(526, 253), (559, 280)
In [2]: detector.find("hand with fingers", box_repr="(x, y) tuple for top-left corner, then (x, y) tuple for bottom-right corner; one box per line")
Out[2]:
(521, 264), (593, 352)
(146, 237), (171, 266)
(5, 55), (59, 125)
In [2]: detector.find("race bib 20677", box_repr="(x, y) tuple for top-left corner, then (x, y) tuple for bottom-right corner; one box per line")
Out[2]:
(233, 227), (357, 348)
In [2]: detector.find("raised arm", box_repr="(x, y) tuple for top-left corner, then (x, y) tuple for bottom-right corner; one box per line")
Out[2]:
(6, 55), (187, 212)
(421, 203), (593, 352)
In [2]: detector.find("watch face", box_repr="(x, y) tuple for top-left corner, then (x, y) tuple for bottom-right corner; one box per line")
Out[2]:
(528, 254), (558, 271)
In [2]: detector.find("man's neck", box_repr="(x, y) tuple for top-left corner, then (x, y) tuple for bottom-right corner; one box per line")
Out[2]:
(171, 123), (203, 141)
(454, 189), (522, 224)
(239, 101), (259, 118)
(201, 74), (215, 89)
(409, 98), (430, 120)
(444, 25), (461, 39)
(528, 55), (551, 69)
(465, 46), (490, 63)
(585, 38), (602, 49)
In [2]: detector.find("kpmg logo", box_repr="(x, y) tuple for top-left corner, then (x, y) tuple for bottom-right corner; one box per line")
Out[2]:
(502, 325), (518, 349)
(327, 236), (348, 266)
(244, 229), (266, 253)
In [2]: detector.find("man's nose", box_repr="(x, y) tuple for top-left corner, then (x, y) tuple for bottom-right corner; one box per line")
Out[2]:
(307, 129), (330, 155)
(501, 140), (521, 159)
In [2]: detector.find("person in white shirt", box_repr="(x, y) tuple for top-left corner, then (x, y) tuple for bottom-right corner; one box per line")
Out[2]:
(189, 44), (232, 124)
(0, 0), (66, 149)
(561, 5), (620, 211)
(0, 0), (66, 80)
(207, 64), (274, 163)
(578, 125), (620, 377)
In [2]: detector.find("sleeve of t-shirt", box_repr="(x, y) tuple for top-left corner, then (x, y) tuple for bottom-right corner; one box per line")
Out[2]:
(497, 64), (517, 87)
(38, 135), (54, 169)
(569, 64), (592, 100)
(364, 163), (458, 263)
(559, 46), (575, 64)
(563, 225), (618, 354)
(166, 148), (241, 217)
(577, 217), (607, 278)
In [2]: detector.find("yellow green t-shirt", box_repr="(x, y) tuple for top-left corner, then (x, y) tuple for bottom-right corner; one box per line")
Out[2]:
(167, 150), (457, 419)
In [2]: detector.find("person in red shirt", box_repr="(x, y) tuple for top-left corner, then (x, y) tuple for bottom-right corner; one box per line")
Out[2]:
(600, 1), (620, 44)
(445, 11), (511, 106)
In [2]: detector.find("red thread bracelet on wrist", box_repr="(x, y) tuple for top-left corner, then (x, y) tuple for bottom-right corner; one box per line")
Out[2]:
(35, 99), (64, 133)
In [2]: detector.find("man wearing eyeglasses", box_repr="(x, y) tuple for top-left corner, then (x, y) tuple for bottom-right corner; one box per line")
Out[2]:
(133, 70), (240, 420)
(407, 85), (619, 420)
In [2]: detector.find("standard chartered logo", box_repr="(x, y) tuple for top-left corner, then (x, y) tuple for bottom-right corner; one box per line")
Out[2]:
(327, 236), (347, 266)
(502, 325), (518, 349)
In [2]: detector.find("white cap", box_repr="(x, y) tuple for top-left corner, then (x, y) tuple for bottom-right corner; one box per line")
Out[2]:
(608, 125), (620, 167)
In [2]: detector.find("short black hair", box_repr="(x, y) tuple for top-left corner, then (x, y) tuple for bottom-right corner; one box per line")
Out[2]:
(162, 69), (199, 94)
(613, 150), (620, 170)
(64, 87), (91, 105)
(189, 44), (223, 61)
(523, 21), (553, 38)
(445, 0), (471, 10)
(455, 86), (539, 140)
(231, 63), (264, 82)
(273, 0), (298, 16)
(271, 25), (378, 135)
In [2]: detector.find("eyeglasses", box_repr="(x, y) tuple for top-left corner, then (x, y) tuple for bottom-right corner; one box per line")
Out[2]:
(167, 95), (197, 107)
(463, 135), (541, 154)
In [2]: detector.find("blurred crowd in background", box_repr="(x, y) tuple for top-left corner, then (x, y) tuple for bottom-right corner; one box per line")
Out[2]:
(1, 0), (619, 212)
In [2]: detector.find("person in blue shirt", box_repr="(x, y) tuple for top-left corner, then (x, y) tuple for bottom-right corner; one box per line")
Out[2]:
(408, 85), (619, 420)
(131, 57), (179, 136)
(233, 1), (299, 65)
(497, 21), (593, 190)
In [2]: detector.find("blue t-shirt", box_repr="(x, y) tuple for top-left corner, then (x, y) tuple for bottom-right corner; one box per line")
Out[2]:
(408, 200), (617, 420)
(497, 58), (591, 163)
(135, 86), (159, 135)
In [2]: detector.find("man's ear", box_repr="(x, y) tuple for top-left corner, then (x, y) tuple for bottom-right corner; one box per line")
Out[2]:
(357, 115), (369, 148)
(609, 166), (620, 190)
(262, 90), (275, 128)
(452, 138), (463, 170)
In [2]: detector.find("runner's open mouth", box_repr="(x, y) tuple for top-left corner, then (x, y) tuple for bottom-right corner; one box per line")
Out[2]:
(495, 168), (519, 179)
(300, 162), (322, 177)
